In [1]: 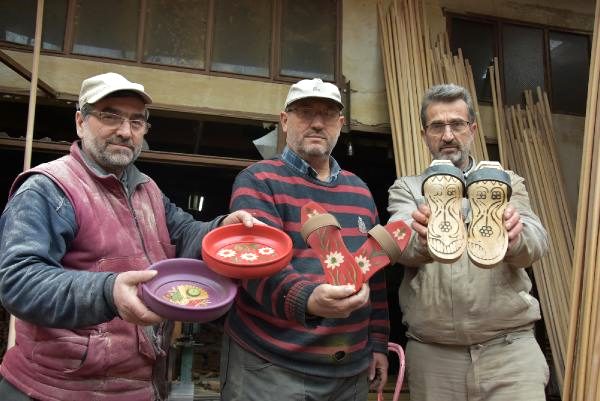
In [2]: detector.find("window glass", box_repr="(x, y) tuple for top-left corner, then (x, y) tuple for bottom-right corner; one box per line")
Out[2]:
(211, 0), (271, 77)
(450, 18), (495, 101)
(0, 0), (67, 51)
(143, 0), (208, 69)
(280, 0), (336, 81)
(502, 24), (545, 105)
(549, 31), (590, 114)
(72, 0), (139, 60)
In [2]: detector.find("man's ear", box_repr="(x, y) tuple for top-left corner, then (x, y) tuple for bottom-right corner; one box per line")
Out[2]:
(75, 111), (85, 139)
(469, 122), (478, 139)
(280, 111), (288, 133)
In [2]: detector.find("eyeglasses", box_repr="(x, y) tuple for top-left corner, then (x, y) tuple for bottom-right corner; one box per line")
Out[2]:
(425, 120), (471, 136)
(286, 106), (341, 123)
(87, 110), (151, 134)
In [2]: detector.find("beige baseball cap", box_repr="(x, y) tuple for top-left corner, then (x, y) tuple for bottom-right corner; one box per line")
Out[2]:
(78, 72), (152, 107)
(284, 78), (343, 110)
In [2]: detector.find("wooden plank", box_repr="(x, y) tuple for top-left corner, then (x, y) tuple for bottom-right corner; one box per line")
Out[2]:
(0, 137), (255, 169)
(563, 0), (600, 397)
(0, 50), (58, 99)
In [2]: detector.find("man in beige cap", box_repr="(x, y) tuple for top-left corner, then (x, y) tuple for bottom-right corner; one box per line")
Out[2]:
(220, 78), (390, 400)
(0, 72), (257, 401)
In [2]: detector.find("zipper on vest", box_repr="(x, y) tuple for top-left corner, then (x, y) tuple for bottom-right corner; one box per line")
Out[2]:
(125, 191), (153, 264)
(119, 181), (162, 399)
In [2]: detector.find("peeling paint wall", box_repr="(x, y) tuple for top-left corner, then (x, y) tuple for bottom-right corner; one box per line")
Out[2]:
(342, 0), (389, 131)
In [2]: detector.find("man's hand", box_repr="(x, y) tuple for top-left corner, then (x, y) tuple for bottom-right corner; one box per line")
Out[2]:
(113, 270), (164, 326)
(306, 283), (370, 318)
(221, 210), (263, 228)
(504, 204), (523, 250)
(411, 203), (430, 246)
(369, 352), (389, 393)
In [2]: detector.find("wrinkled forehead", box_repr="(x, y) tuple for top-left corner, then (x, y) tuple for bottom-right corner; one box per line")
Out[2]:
(425, 99), (469, 120)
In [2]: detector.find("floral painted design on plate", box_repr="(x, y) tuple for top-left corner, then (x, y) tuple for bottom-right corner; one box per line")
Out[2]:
(163, 283), (212, 308)
(215, 242), (279, 265)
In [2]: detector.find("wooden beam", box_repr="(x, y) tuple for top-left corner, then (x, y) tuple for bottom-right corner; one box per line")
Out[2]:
(0, 50), (58, 99)
(0, 137), (255, 170)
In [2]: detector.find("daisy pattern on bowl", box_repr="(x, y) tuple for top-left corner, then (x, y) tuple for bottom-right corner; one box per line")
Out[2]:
(258, 246), (275, 256)
(217, 248), (237, 258)
(324, 251), (344, 270)
(240, 252), (259, 262)
(214, 242), (284, 264)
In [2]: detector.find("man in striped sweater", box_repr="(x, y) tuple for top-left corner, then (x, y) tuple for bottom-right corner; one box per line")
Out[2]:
(220, 78), (390, 401)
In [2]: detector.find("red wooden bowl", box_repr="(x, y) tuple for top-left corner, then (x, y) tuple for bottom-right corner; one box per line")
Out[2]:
(201, 223), (293, 279)
(140, 258), (237, 322)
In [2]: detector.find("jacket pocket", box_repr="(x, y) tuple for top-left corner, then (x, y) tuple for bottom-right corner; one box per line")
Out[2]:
(492, 267), (532, 314)
(160, 242), (176, 259)
(31, 330), (106, 376)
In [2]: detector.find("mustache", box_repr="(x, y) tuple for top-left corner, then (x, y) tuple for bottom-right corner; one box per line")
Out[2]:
(303, 131), (326, 139)
(106, 137), (134, 148)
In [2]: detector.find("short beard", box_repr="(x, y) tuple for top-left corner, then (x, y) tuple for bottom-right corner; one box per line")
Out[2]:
(431, 138), (472, 170)
(296, 135), (338, 160)
(82, 133), (141, 173)
(434, 150), (466, 168)
(299, 144), (330, 159)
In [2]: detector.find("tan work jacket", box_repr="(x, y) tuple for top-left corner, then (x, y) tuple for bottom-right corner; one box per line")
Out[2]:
(387, 163), (548, 345)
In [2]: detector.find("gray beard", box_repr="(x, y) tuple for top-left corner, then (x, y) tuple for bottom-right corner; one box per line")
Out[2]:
(435, 150), (468, 169)
(83, 136), (141, 172)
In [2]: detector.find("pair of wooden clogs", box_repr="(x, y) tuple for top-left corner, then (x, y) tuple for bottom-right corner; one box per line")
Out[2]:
(422, 160), (512, 268)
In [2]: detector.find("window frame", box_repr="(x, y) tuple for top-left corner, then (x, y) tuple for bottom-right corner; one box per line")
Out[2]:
(446, 10), (592, 116)
(0, 0), (342, 85)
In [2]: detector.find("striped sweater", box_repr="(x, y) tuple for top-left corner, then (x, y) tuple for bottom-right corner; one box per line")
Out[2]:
(225, 149), (390, 378)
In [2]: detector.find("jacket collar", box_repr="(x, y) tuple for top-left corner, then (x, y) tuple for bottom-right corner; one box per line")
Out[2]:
(281, 146), (341, 183)
(73, 141), (149, 195)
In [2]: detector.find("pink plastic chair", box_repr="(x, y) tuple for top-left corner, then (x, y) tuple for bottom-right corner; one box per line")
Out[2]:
(377, 342), (405, 401)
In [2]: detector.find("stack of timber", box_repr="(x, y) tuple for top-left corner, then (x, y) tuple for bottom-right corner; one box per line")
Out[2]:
(377, 0), (488, 177)
(490, 56), (574, 393)
(562, 0), (600, 400)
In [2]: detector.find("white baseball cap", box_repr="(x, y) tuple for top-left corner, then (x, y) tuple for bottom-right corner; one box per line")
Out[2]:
(284, 78), (343, 110)
(78, 72), (152, 107)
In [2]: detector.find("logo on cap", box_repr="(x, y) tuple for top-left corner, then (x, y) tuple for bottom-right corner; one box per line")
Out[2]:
(284, 78), (343, 110)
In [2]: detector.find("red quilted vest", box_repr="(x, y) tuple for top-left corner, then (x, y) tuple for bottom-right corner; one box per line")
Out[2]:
(1, 143), (174, 401)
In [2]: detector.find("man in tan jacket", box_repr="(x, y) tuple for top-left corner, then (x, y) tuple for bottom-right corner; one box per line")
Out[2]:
(387, 83), (549, 401)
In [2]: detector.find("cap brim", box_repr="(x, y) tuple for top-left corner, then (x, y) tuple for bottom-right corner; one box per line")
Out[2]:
(286, 95), (343, 110)
(87, 87), (153, 105)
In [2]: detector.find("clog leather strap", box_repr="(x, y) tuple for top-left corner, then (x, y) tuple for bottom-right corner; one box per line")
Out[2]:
(420, 163), (466, 196)
(466, 168), (512, 200)
(367, 224), (402, 265)
(300, 213), (341, 243)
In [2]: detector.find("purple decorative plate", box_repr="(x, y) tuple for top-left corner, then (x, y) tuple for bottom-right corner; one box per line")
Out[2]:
(140, 258), (237, 322)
